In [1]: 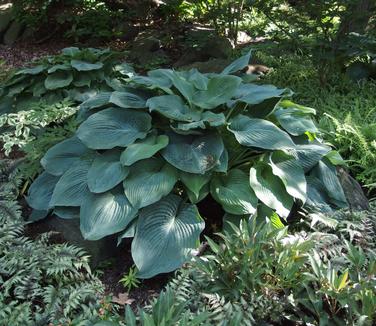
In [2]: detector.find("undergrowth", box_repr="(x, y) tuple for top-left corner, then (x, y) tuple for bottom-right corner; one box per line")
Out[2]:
(256, 48), (376, 194)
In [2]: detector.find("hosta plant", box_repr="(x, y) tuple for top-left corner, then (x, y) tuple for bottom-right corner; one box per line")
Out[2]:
(27, 51), (348, 278)
(0, 47), (134, 115)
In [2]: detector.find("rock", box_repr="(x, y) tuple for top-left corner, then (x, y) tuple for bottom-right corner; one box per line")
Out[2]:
(0, 3), (13, 34)
(337, 167), (370, 211)
(236, 31), (252, 44)
(3, 20), (24, 45)
(179, 58), (232, 73)
(128, 33), (162, 64)
(174, 26), (233, 67)
(42, 216), (121, 268)
(118, 24), (140, 42)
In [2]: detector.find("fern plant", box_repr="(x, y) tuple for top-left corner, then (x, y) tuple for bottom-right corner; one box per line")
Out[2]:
(0, 161), (113, 326)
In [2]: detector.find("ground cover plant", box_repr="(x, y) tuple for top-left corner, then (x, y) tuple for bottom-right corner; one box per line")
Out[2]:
(0, 46), (132, 115)
(25, 51), (349, 279)
(256, 48), (376, 194)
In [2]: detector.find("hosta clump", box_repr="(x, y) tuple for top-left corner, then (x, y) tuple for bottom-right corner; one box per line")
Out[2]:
(27, 51), (348, 278)
(0, 47), (134, 114)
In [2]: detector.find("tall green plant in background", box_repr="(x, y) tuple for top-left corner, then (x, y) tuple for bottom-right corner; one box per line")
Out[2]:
(26, 51), (349, 278)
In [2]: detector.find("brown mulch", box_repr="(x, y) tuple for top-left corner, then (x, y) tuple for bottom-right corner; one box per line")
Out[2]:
(0, 40), (72, 68)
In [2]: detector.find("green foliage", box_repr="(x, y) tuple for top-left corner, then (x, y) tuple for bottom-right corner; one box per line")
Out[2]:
(258, 48), (376, 193)
(0, 160), (114, 326)
(0, 99), (77, 155)
(0, 47), (131, 116)
(28, 51), (348, 278)
(119, 266), (141, 293)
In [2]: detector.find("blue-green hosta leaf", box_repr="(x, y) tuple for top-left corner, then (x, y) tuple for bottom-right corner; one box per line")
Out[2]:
(325, 150), (346, 166)
(62, 47), (80, 56)
(180, 171), (211, 200)
(285, 144), (331, 172)
(123, 159), (178, 209)
(249, 162), (293, 218)
(88, 150), (129, 193)
(165, 70), (195, 103)
(71, 60), (104, 71)
(117, 220), (137, 246)
(221, 50), (251, 75)
(50, 159), (92, 207)
(211, 169), (258, 215)
(269, 151), (307, 203)
(76, 107), (151, 149)
(80, 188), (137, 240)
(213, 148), (228, 173)
(79, 92), (111, 110)
(192, 75), (242, 109)
(311, 159), (347, 208)
(228, 115), (295, 150)
(72, 74), (90, 88)
(274, 107), (318, 136)
(54, 206), (80, 219)
(41, 137), (92, 176)
(26, 172), (59, 211)
(305, 175), (334, 213)
(44, 71), (73, 90)
(186, 68), (209, 90)
(176, 112), (226, 131)
(278, 100), (316, 114)
(47, 64), (71, 73)
(110, 90), (148, 109)
(120, 134), (169, 166)
(231, 84), (289, 106)
(186, 182), (210, 204)
(132, 194), (204, 278)
(161, 132), (224, 174)
(147, 94), (200, 122)
(15, 65), (45, 75)
(131, 69), (173, 92)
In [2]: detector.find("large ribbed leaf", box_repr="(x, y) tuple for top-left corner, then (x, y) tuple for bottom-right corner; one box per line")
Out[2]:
(41, 137), (91, 176)
(110, 90), (148, 108)
(165, 70), (195, 103)
(228, 115), (295, 150)
(286, 144), (331, 172)
(54, 206), (80, 219)
(161, 132), (224, 174)
(131, 69), (173, 92)
(26, 172), (59, 211)
(50, 159), (91, 207)
(132, 194), (204, 278)
(311, 159), (348, 208)
(269, 151), (307, 203)
(88, 150), (129, 193)
(76, 107), (151, 149)
(80, 188), (137, 240)
(180, 171), (211, 201)
(192, 75), (242, 109)
(274, 107), (317, 136)
(221, 50), (251, 75)
(123, 159), (178, 209)
(211, 169), (258, 215)
(71, 60), (103, 71)
(44, 71), (73, 90)
(249, 162), (293, 217)
(176, 112), (226, 131)
(80, 92), (111, 110)
(305, 175), (334, 213)
(120, 134), (169, 166)
(147, 94), (200, 122)
(231, 84), (288, 106)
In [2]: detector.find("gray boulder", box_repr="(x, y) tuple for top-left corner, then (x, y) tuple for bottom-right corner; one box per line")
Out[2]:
(337, 167), (370, 211)
(3, 20), (24, 45)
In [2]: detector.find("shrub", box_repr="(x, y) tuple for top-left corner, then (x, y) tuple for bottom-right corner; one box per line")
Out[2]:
(0, 47), (132, 115)
(27, 51), (348, 278)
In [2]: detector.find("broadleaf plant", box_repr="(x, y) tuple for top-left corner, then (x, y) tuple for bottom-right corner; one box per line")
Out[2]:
(27, 50), (349, 278)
